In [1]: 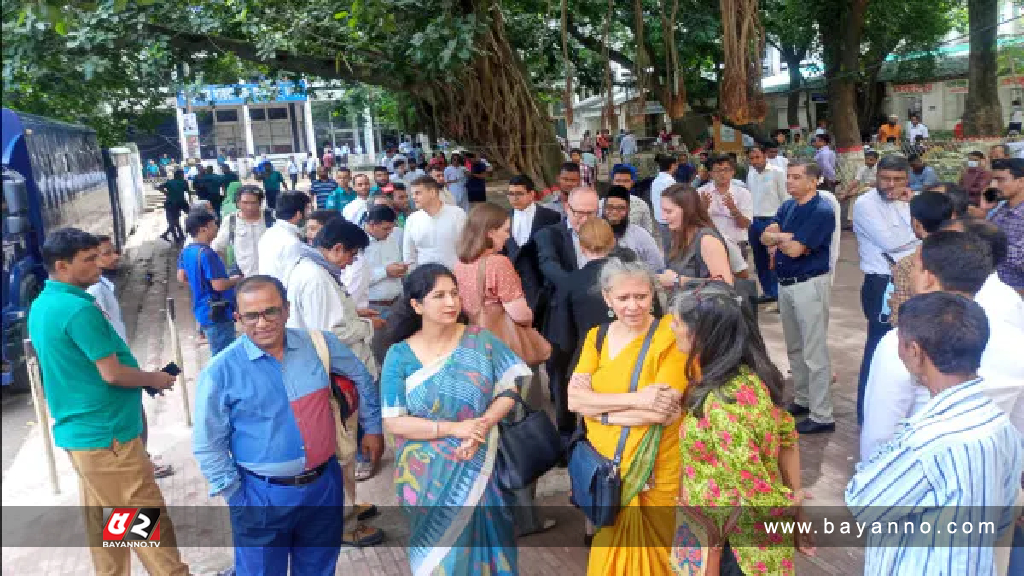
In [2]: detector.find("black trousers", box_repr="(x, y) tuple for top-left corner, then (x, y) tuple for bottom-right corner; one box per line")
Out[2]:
(857, 273), (892, 425)
(545, 346), (576, 435)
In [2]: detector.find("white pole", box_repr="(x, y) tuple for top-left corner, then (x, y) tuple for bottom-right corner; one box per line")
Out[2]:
(166, 298), (191, 427)
(23, 339), (59, 494)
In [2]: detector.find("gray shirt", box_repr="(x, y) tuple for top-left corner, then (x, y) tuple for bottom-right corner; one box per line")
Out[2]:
(617, 224), (666, 271)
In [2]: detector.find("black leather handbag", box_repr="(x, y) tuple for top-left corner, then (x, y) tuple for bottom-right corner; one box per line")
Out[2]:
(567, 318), (660, 528)
(493, 390), (563, 491)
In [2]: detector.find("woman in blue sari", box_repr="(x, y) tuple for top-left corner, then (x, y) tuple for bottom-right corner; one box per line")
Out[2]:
(381, 264), (530, 576)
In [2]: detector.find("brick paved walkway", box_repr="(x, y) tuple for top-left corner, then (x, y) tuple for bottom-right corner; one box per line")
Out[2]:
(1, 184), (868, 575)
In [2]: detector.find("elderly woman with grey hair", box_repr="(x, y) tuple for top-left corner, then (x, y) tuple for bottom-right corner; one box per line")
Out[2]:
(566, 257), (687, 574)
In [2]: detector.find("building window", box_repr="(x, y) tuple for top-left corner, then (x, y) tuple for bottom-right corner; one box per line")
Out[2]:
(215, 109), (239, 123)
(249, 108), (266, 121)
(267, 107), (289, 120)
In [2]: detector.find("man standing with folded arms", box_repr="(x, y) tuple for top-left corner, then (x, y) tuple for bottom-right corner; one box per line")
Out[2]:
(194, 275), (382, 575)
(761, 161), (837, 434)
(28, 228), (188, 575)
(746, 145), (789, 304)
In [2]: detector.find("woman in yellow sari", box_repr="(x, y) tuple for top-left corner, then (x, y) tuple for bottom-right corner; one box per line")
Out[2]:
(568, 258), (688, 576)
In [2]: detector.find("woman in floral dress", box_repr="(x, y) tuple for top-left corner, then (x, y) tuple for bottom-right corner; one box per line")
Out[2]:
(668, 280), (816, 575)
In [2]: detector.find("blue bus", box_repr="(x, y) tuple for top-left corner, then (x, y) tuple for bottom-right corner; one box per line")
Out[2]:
(2, 108), (124, 389)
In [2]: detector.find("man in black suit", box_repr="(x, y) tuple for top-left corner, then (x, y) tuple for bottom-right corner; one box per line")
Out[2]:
(534, 186), (600, 435)
(503, 175), (562, 323)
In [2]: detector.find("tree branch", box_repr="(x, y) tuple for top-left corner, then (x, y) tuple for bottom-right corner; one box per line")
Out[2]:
(145, 23), (408, 90)
(564, 15), (635, 70)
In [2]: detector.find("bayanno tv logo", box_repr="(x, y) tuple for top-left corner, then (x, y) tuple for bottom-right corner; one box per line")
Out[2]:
(101, 508), (163, 548)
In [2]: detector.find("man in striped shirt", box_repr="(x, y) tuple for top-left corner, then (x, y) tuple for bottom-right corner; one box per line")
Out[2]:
(310, 167), (339, 209)
(846, 292), (1022, 576)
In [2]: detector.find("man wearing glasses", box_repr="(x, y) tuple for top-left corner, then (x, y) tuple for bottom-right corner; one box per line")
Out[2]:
(698, 154), (754, 260)
(535, 187), (601, 436)
(602, 185), (664, 271)
(194, 275), (383, 574)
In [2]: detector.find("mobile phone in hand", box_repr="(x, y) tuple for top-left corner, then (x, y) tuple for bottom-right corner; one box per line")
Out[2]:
(146, 362), (181, 397)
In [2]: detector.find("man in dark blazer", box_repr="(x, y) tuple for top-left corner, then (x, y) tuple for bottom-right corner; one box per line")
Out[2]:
(503, 175), (562, 324)
(534, 186), (600, 435)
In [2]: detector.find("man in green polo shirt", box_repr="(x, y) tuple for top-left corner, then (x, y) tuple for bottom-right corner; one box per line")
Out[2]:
(27, 228), (189, 575)
(262, 163), (289, 211)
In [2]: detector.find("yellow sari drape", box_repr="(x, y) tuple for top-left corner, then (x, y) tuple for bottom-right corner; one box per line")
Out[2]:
(575, 317), (689, 576)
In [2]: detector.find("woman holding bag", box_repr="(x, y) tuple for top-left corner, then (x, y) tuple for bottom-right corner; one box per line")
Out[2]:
(453, 202), (557, 536)
(380, 264), (531, 576)
(567, 258), (688, 576)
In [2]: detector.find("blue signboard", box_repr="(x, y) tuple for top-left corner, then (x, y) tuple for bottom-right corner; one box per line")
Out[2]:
(177, 81), (308, 107)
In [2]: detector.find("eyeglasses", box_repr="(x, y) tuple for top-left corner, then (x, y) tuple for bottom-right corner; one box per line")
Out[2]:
(506, 190), (531, 198)
(604, 203), (629, 212)
(238, 306), (284, 326)
(568, 204), (597, 218)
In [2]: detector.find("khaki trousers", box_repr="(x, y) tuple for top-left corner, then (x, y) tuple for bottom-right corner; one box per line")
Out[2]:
(778, 274), (834, 423)
(66, 436), (188, 576)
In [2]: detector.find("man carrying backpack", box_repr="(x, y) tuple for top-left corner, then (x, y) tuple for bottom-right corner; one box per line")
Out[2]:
(212, 185), (275, 277)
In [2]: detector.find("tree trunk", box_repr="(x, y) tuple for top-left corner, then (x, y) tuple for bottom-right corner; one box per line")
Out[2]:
(412, 8), (563, 186)
(820, 0), (868, 185)
(963, 0), (1003, 136)
(857, 69), (883, 138)
(783, 50), (805, 129)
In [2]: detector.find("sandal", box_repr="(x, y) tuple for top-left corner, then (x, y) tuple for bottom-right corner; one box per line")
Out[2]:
(354, 461), (375, 482)
(355, 503), (379, 521)
(341, 523), (385, 547)
(153, 463), (175, 479)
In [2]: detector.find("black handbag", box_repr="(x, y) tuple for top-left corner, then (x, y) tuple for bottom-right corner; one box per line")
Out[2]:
(493, 390), (563, 491)
(567, 318), (660, 528)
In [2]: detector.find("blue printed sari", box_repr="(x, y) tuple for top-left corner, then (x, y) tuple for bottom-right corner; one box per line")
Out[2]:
(380, 326), (531, 576)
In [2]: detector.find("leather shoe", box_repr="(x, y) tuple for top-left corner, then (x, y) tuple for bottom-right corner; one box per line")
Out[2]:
(785, 403), (810, 417)
(796, 419), (836, 434)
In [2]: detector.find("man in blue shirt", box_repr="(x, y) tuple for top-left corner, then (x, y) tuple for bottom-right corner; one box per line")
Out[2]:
(907, 153), (939, 192)
(193, 275), (383, 575)
(761, 160), (837, 434)
(179, 209), (241, 355)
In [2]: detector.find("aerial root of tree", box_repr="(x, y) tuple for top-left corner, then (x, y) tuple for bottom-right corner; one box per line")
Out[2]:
(412, 4), (561, 186)
(719, 0), (766, 125)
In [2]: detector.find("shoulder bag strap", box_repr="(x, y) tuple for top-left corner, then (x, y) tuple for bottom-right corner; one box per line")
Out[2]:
(611, 317), (661, 467)
(308, 330), (330, 374)
(595, 323), (610, 355)
(476, 256), (489, 307)
(228, 213), (237, 245)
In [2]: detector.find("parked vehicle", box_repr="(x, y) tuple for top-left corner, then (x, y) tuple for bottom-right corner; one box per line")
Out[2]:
(2, 108), (125, 390)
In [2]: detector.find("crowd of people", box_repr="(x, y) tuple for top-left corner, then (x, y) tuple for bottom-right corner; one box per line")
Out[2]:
(24, 133), (1024, 576)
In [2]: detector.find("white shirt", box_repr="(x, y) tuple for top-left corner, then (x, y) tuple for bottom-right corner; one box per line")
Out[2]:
(340, 255), (370, 310)
(697, 182), (754, 244)
(854, 164), (877, 187)
(282, 254), (376, 373)
(852, 190), (919, 275)
(304, 157), (318, 172)
(767, 155), (789, 170)
(403, 204), (467, 269)
(364, 228), (405, 302)
(512, 203), (537, 247)
(212, 212), (269, 277)
(745, 164), (788, 218)
(619, 134), (638, 155)
(907, 122), (930, 141)
(257, 220), (303, 280)
(650, 171), (677, 224)
(343, 197), (369, 225)
(818, 190), (843, 276)
(87, 276), (126, 342)
(444, 166), (467, 201)
(976, 272), (1024, 332)
(859, 317), (1024, 460)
